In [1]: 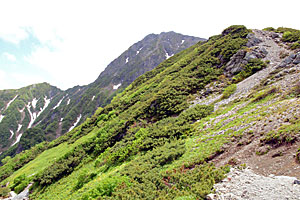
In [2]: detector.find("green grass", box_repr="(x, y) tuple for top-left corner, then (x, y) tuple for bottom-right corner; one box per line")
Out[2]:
(2, 126), (99, 185)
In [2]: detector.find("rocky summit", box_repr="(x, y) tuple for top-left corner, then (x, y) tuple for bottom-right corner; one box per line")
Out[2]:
(0, 25), (299, 200)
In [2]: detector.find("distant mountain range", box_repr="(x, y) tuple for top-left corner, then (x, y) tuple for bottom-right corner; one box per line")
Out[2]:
(0, 31), (204, 159)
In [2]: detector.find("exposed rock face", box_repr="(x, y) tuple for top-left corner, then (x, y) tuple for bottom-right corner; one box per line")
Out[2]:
(246, 33), (262, 47)
(225, 32), (268, 77)
(225, 49), (248, 75)
(279, 52), (300, 68)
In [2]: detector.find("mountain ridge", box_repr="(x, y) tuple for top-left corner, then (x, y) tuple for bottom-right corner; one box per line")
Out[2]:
(0, 31), (203, 160)
(0, 25), (299, 199)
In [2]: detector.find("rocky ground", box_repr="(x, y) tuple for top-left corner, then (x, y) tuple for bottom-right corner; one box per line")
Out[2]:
(207, 167), (300, 200)
(197, 30), (300, 199)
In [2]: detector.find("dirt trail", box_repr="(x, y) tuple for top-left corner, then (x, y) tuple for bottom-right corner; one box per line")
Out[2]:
(215, 30), (290, 109)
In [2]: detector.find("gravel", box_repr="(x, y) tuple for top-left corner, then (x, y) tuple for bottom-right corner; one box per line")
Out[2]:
(207, 168), (300, 200)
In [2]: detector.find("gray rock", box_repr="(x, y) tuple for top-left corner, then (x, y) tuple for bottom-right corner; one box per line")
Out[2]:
(225, 50), (247, 75)
(245, 47), (268, 61)
(294, 180), (300, 185)
(271, 32), (279, 39)
(293, 53), (300, 64)
(246, 33), (263, 47)
(278, 54), (296, 68)
(245, 52), (257, 61)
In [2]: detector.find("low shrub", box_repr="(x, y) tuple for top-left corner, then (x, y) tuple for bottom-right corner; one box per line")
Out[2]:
(233, 59), (267, 83)
(290, 42), (300, 50)
(263, 27), (275, 32)
(296, 148), (300, 163)
(0, 187), (10, 197)
(73, 171), (97, 190)
(282, 31), (300, 43)
(251, 87), (277, 103)
(221, 84), (237, 99)
(261, 120), (300, 146)
(10, 174), (29, 194)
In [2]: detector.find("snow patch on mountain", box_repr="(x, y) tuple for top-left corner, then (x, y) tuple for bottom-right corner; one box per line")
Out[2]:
(136, 47), (143, 55)
(92, 96), (95, 101)
(53, 97), (64, 110)
(26, 103), (36, 129)
(0, 115), (4, 123)
(67, 99), (71, 105)
(11, 133), (22, 146)
(181, 39), (185, 44)
(37, 96), (51, 117)
(32, 98), (38, 109)
(165, 52), (174, 59)
(6, 95), (18, 110)
(17, 124), (22, 133)
(9, 130), (14, 139)
(68, 114), (82, 132)
(113, 83), (122, 90)
(126, 57), (129, 63)
(19, 107), (25, 113)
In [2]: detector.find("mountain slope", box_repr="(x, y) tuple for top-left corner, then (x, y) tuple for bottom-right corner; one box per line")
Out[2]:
(0, 31), (203, 159)
(0, 83), (61, 151)
(0, 26), (299, 200)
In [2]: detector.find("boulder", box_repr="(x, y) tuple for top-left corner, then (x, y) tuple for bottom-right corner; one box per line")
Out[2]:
(246, 33), (263, 47)
(293, 53), (300, 64)
(278, 54), (296, 68)
(225, 50), (247, 75)
(270, 32), (279, 39)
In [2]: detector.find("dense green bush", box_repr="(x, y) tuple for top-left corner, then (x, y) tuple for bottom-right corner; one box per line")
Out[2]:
(10, 174), (29, 194)
(0, 187), (10, 197)
(73, 171), (97, 190)
(81, 175), (131, 199)
(20, 127), (46, 150)
(263, 27), (275, 32)
(282, 31), (300, 43)
(233, 58), (267, 83)
(290, 42), (300, 50)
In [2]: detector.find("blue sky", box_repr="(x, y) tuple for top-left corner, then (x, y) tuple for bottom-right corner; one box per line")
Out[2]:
(0, 29), (48, 89)
(1, 0), (300, 90)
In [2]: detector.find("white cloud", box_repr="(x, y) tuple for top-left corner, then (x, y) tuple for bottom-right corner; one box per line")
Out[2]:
(3, 52), (16, 61)
(0, 26), (28, 44)
(10, 73), (46, 88)
(0, 70), (7, 87)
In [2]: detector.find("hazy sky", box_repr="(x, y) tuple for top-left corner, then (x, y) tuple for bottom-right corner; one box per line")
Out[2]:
(0, 0), (299, 90)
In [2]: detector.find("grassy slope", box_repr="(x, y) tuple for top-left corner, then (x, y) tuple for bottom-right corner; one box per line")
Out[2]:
(6, 25), (297, 199)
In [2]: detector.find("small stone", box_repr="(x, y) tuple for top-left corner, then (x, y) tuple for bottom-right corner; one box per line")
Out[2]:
(294, 180), (300, 185)
(271, 32), (279, 39)
(293, 54), (300, 64)
(206, 193), (217, 200)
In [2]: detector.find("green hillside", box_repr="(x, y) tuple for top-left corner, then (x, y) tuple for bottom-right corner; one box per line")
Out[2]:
(0, 25), (299, 199)
(0, 31), (202, 161)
